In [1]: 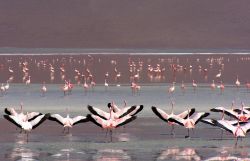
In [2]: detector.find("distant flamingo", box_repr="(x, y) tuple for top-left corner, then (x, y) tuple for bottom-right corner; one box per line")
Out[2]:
(217, 81), (225, 94)
(83, 77), (89, 94)
(168, 82), (175, 94)
(104, 79), (109, 91)
(215, 70), (222, 78)
(235, 75), (240, 88)
(192, 80), (197, 93)
(41, 82), (47, 97)
(26, 76), (31, 86)
(8, 67), (14, 73)
(210, 80), (216, 91)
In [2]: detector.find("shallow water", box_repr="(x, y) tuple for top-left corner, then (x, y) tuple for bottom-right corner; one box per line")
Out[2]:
(0, 84), (250, 160)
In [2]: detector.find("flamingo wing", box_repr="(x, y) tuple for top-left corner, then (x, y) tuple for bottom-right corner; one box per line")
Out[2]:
(87, 105), (110, 120)
(72, 116), (89, 125)
(200, 119), (215, 126)
(128, 105), (144, 116)
(210, 107), (225, 113)
(242, 122), (250, 133)
(191, 112), (210, 125)
(48, 114), (65, 126)
(211, 119), (234, 134)
(168, 116), (185, 126)
(233, 109), (248, 114)
(178, 108), (196, 119)
(151, 106), (169, 122)
(4, 115), (22, 128)
(4, 108), (18, 116)
(31, 113), (50, 129)
(116, 116), (137, 128)
(87, 114), (106, 128)
(118, 105), (136, 118)
(27, 112), (43, 121)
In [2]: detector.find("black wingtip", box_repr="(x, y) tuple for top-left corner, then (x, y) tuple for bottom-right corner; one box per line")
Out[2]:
(151, 106), (169, 122)
(131, 105), (144, 116)
(4, 108), (11, 115)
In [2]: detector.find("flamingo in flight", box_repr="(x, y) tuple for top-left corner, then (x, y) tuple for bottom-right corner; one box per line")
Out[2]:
(168, 110), (209, 138)
(87, 103), (137, 120)
(48, 110), (89, 133)
(5, 104), (42, 123)
(111, 101), (144, 117)
(87, 114), (137, 142)
(4, 113), (50, 142)
(211, 103), (250, 122)
(151, 102), (195, 135)
(212, 120), (250, 145)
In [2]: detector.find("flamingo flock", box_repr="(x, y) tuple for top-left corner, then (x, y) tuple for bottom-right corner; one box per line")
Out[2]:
(3, 100), (250, 145)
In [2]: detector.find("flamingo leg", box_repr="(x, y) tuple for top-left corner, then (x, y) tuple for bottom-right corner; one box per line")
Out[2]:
(185, 129), (190, 138)
(26, 132), (29, 142)
(110, 130), (113, 142)
(235, 137), (238, 146)
(171, 125), (175, 135)
(62, 127), (65, 133)
(220, 129), (223, 140)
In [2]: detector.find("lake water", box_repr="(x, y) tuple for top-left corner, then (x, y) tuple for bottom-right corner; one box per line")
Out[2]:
(0, 84), (250, 161)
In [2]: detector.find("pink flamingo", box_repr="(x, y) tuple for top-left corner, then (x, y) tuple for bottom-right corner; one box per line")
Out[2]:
(192, 80), (197, 93)
(87, 113), (136, 142)
(210, 80), (216, 91)
(48, 109), (89, 133)
(212, 120), (250, 145)
(41, 82), (47, 97)
(152, 102), (195, 135)
(168, 110), (209, 138)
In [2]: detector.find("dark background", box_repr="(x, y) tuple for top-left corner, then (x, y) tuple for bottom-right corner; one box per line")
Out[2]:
(0, 0), (250, 50)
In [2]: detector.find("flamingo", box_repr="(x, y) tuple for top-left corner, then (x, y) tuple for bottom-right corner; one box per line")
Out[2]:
(87, 103), (137, 120)
(201, 109), (246, 138)
(215, 70), (222, 78)
(4, 113), (50, 142)
(217, 81), (225, 94)
(41, 82), (47, 97)
(192, 80), (197, 92)
(83, 78), (89, 94)
(48, 112), (89, 133)
(235, 76), (240, 88)
(104, 79), (108, 91)
(152, 102), (195, 135)
(168, 82), (175, 94)
(4, 104), (42, 123)
(111, 101), (144, 117)
(8, 67), (14, 73)
(87, 114), (137, 142)
(212, 120), (250, 145)
(211, 103), (250, 122)
(0, 83), (6, 95)
(180, 81), (186, 94)
(62, 83), (69, 96)
(26, 76), (31, 86)
(168, 110), (209, 138)
(210, 80), (216, 90)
